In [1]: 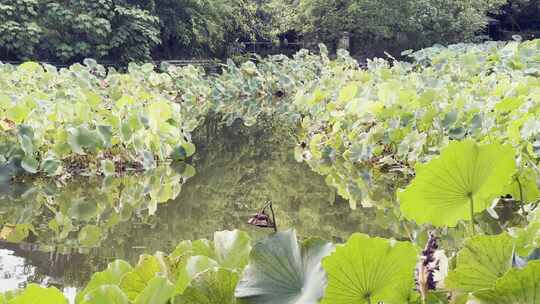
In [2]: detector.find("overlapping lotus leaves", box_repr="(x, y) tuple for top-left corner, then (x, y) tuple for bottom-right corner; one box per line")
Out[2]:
(82, 285), (129, 304)
(295, 40), (540, 212)
(234, 229), (334, 304)
(445, 233), (514, 293)
(320, 233), (418, 304)
(512, 207), (540, 256)
(0, 48), (327, 177)
(174, 268), (239, 304)
(473, 260), (540, 303)
(76, 260), (133, 303)
(398, 140), (516, 226)
(119, 254), (170, 301)
(171, 230), (251, 293)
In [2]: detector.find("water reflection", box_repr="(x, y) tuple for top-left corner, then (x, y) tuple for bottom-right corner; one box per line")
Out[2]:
(0, 125), (407, 292)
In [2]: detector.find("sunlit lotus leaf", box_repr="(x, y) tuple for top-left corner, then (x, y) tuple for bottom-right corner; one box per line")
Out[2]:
(213, 230), (251, 269)
(81, 285), (129, 304)
(120, 254), (167, 301)
(320, 233), (418, 304)
(235, 229), (333, 304)
(175, 256), (218, 294)
(134, 276), (175, 304)
(473, 260), (540, 303)
(445, 233), (514, 293)
(175, 268), (239, 304)
(76, 260), (133, 304)
(9, 284), (67, 304)
(503, 167), (540, 203)
(398, 140), (516, 226)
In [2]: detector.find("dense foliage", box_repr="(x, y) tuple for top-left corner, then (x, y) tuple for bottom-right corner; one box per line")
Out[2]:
(296, 0), (504, 48)
(3, 39), (540, 302)
(0, 0), (160, 62)
(3, 0), (540, 62)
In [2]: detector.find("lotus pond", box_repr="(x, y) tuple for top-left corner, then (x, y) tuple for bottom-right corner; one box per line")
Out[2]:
(2, 40), (540, 304)
(0, 126), (404, 296)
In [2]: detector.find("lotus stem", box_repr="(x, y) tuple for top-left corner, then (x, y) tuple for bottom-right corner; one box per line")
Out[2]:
(516, 177), (526, 213)
(268, 202), (278, 233)
(469, 194), (475, 236)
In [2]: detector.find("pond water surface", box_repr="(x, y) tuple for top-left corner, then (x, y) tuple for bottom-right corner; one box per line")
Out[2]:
(0, 126), (403, 295)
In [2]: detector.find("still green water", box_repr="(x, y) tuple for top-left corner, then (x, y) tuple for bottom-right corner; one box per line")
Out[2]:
(0, 125), (402, 293)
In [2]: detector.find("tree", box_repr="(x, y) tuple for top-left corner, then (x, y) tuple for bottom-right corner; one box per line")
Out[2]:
(289, 0), (506, 55)
(0, 0), (41, 60)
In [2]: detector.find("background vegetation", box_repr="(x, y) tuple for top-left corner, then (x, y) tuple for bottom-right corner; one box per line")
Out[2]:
(2, 0), (540, 63)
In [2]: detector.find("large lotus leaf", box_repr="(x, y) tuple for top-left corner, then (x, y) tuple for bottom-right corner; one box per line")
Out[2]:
(81, 285), (129, 304)
(473, 260), (540, 303)
(134, 276), (175, 304)
(76, 260), (133, 304)
(120, 254), (167, 301)
(174, 268), (239, 304)
(399, 140), (516, 226)
(213, 230), (251, 269)
(320, 233), (418, 304)
(9, 284), (67, 304)
(445, 233), (514, 293)
(234, 229), (334, 304)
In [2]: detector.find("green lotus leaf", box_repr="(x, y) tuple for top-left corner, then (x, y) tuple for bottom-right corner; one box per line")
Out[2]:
(234, 229), (334, 304)
(41, 158), (61, 176)
(213, 230), (251, 269)
(170, 230), (250, 293)
(120, 254), (167, 301)
(68, 127), (102, 154)
(504, 167), (540, 203)
(81, 285), (129, 304)
(134, 276), (175, 304)
(511, 207), (540, 257)
(473, 260), (540, 303)
(97, 125), (113, 148)
(175, 256), (218, 294)
(398, 140), (516, 227)
(18, 62), (42, 74)
(20, 156), (39, 174)
(9, 284), (67, 304)
(320, 233), (418, 304)
(76, 260), (133, 304)
(175, 268), (239, 304)
(19, 134), (34, 156)
(445, 233), (514, 293)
